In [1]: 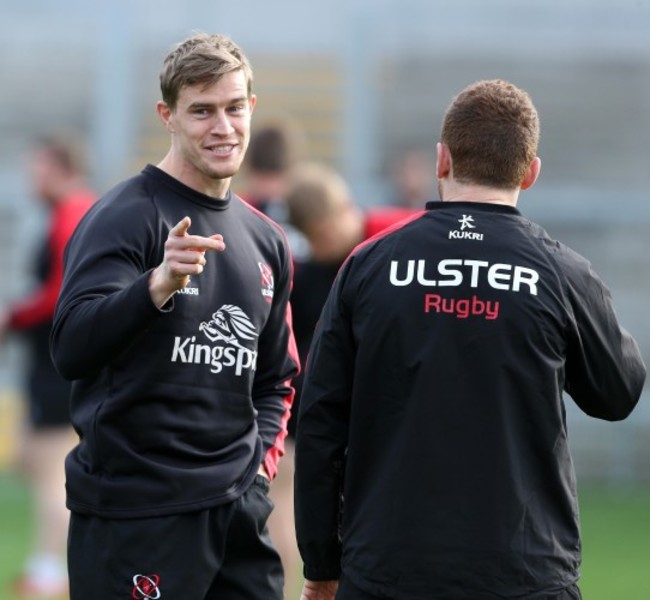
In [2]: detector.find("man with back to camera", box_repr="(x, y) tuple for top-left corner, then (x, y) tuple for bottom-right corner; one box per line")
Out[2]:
(294, 79), (646, 600)
(50, 32), (299, 600)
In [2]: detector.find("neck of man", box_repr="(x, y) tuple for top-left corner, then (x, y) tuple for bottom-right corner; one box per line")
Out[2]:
(157, 152), (231, 199)
(244, 173), (286, 202)
(440, 180), (520, 207)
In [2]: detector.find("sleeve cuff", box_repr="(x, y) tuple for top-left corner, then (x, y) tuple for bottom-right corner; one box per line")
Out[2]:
(303, 563), (342, 581)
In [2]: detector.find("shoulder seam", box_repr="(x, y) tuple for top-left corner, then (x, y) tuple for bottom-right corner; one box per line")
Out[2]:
(236, 195), (294, 278)
(237, 195), (286, 235)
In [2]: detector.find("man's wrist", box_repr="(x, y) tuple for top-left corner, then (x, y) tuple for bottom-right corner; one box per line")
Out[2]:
(148, 267), (175, 309)
(301, 579), (339, 599)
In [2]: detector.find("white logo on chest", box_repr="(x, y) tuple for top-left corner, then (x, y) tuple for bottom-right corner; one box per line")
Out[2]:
(171, 305), (259, 375)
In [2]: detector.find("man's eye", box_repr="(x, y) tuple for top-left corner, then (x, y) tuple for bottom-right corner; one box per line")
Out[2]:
(193, 108), (210, 117)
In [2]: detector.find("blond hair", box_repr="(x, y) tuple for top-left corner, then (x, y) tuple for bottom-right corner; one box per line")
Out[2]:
(286, 162), (352, 233)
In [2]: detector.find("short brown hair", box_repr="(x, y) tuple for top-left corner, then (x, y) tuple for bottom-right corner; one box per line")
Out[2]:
(246, 123), (301, 174)
(286, 162), (351, 233)
(441, 79), (540, 190)
(159, 32), (253, 110)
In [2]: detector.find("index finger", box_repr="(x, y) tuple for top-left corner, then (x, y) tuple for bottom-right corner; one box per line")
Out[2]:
(184, 234), (225, 252)
(170, 216), (191, 237)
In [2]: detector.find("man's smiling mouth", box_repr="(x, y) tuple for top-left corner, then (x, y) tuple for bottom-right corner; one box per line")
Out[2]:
(206, 144), (236, 155)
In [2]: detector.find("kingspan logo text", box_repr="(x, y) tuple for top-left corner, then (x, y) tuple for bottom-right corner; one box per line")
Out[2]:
(170, 305), (259, 375)
(171, 336), (258, 375)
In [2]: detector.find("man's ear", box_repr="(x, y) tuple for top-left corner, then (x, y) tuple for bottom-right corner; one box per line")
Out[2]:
(156, 101), (174, 133)
(521, 157), (541, 190)
(436, 142), (451, 179)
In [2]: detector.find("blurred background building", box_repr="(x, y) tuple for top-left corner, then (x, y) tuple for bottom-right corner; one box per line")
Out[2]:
(0, 0), (648, 484)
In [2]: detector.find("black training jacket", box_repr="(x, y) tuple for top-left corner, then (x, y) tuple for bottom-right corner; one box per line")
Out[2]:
(51, 165), (299, 519)
(295, 201), (646, 599)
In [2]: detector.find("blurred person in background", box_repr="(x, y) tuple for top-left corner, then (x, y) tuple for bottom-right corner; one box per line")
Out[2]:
(387, 146), (436, 209)
(288, 161), (417, 405)
(50, 33), (298, 600)
(0, 134), (95, 598)
(294, 80), (646, 599)
(238, 121), (311, 262)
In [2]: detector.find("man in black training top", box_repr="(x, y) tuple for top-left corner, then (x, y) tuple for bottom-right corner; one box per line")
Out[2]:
(294, 79), (646, 600)
(51, 32), (299, 600)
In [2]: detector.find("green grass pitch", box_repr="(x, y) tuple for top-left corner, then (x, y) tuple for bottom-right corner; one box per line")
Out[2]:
(0, 473), (648, 599)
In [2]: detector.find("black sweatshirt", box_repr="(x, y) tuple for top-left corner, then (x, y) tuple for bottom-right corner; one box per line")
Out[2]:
(51, 165), (299, 518)
(295, 201), (646, 599)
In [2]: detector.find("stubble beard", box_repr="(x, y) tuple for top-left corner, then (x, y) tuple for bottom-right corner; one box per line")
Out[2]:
(195, 148), (244, 184)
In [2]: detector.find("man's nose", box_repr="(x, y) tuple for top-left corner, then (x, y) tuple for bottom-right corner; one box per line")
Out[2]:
(211, 112), (235, 135)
